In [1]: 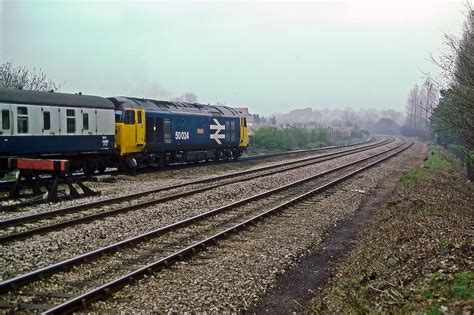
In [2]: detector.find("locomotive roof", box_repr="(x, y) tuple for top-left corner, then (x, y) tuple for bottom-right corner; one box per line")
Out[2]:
(0, 88), (114, 109)
(109, 97), (241, 117)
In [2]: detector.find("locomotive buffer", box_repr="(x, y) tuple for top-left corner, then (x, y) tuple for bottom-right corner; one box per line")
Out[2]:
(7, 158), (100, 202)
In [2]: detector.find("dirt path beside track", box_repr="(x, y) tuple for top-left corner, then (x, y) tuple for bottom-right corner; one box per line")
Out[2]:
(253, 141), (428, 313)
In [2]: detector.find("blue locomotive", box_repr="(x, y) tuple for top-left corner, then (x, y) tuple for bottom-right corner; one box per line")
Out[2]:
(110, 96), (248, 168)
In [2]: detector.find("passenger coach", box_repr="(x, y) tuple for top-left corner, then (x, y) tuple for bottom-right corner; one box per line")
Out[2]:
(0, 88), (115, 177)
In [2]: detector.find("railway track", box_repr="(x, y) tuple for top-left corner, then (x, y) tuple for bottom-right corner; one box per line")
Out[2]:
(0, 137), (372, 200)
(0, 138), (412, 313)
(0, 137), (392, 243)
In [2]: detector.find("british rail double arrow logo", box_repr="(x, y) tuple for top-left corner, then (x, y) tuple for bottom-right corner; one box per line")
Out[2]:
(210, 119), (225, 144)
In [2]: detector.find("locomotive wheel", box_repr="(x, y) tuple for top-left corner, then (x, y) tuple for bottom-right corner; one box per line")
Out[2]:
(232, 149), (239, 161)
(98, 165), (106, 174)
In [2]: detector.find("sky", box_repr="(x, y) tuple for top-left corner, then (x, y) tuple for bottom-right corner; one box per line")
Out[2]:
(0, 0), (467, 115)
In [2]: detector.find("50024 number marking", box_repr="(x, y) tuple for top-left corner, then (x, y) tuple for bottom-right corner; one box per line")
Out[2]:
(175, 131), (190, 140)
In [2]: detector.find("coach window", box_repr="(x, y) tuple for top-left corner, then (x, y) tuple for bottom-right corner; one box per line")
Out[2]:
(2, 110), (10, 130)
(66, 109), (76, 133)
(43, 111), (51, 130)
(124, 110), (135, 124)
(83, 113), (89, 130)
(17, 107), (28, 133)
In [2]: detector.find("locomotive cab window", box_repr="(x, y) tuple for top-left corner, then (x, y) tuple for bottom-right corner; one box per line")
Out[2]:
(2, 109), (10, 130)
(124, 110), (135, 124)
(82, 113), (89, 130)
(17, 107), (28, 134)
(66, 109), (76, 133)
(115, 110), (123, 123)
(43, 111), (51, 130)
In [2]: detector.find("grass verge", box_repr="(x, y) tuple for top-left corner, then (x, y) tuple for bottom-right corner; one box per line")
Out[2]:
(310, 146), (473, 313)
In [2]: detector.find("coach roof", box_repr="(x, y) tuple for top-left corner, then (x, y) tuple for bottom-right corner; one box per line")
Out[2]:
(0, 88), (114, 109)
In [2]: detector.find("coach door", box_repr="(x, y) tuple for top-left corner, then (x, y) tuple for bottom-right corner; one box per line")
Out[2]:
(0, 105), (12, 136)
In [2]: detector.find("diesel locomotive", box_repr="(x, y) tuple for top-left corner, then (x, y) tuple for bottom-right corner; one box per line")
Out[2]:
(0, 88), (248, 177)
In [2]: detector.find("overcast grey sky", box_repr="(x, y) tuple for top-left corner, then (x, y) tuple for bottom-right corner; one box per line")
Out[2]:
(0, 0), (466, 115)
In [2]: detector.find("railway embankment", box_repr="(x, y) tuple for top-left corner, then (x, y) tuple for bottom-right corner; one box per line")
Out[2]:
(310, 146), (473, 313)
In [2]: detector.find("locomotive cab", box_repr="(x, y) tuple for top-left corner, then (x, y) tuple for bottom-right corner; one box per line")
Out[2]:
(239, 116), (248, 148)
(114, 108), (145, 155)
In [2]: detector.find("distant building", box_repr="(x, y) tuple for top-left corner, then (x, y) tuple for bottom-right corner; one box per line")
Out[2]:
(326, 127), (351, 140)
(234, 107), (255, 126)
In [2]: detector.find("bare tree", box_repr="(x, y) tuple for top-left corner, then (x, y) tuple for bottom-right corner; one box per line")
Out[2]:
(0, 61), (62, 91)
(403, 78), (439, 138)
(422, 78), (439, 127)
(405, 84), (420, 130)
(342, 108), (358, 127)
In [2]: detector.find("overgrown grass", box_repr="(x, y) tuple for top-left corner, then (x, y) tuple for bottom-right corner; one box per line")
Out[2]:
(310, 145), (473, 313)
(417, 271), (474, 314)
(400, 147), (450, 186)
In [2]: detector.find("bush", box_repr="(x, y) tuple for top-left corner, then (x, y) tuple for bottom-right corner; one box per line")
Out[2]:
(248, 127), (329, 153)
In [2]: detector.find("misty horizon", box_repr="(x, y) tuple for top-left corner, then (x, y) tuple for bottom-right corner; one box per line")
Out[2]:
(0, 0), (465, 115)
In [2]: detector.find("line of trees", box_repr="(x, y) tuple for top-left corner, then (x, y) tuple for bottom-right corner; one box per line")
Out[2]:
(430, 7), (473, 151)
(401, 78), (439, 139)
(429, 5), (473, 178)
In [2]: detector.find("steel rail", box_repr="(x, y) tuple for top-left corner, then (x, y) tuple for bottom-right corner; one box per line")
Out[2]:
(0, 139), (404, 295)
(0, 136), (375, 213)
(0, 137), (372, 195)
(41, 140), (413, 314)
(0, 139), (392, 243)
(238, 136), (372, 161)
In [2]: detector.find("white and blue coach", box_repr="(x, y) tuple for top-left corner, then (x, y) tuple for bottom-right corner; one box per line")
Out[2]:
(0, 88), (115, 177)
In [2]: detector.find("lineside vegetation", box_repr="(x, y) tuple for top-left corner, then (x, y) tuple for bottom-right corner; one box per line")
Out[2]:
(310, 147), (473, 313)
(247, 126), (368, 154)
